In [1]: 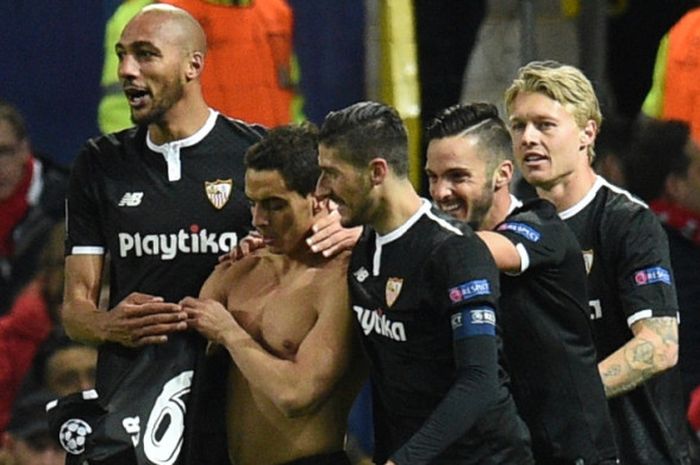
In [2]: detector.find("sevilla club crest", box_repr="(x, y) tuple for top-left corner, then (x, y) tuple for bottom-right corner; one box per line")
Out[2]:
(205, 179), (233, 210)
(385, 277), (404, 308)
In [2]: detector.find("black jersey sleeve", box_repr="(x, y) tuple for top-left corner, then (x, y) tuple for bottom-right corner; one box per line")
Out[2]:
(65, 140), (106, 255)
(614, 207), (679, 325)
(391, 234), (501, 465)
(494, 200), (564, 275)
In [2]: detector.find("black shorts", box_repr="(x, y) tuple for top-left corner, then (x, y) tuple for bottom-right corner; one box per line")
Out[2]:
(281, 450), (351, 465)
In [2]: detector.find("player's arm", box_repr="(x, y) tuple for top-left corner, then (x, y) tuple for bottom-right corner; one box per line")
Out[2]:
(62, 255), (187, 347)
(598, 315), (678, 398)
(183, 266), (355, 417)
(476, 231), (521, 273)
(391, 306), (500, 464)
(598, 208), (680, 398)
(391, 237), (502, 464)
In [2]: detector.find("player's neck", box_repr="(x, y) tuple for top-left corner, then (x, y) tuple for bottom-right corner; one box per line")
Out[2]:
(536, 165), (597, 212)
(148, 94), (210, 145)
(482, 188), (512, 231)
(373, 178), (422, 236)
(284, 234), (326, 267)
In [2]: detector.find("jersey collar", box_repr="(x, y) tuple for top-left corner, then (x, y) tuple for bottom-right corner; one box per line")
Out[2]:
(146, 109), (219, 181)
(558, 175), (605, 220)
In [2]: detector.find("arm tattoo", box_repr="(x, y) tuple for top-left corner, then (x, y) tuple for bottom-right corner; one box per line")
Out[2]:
(602, 317), (679, 398)
(644, 317), (678, 346)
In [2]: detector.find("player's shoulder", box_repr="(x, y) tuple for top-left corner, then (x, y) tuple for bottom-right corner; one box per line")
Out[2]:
(595, 180), (660, 234)
(77, 126), (144, 165)
(317, 250), (351, 277)
(501, 197), (569, 239)
(215, 114), (267, 142)
(598, 180), (649, 216)
(418, 203), (474, 242)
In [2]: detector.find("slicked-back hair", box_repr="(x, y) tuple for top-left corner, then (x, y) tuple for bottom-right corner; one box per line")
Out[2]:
(427, 102), (513, 174)
(0, 100), (27, 141)
(319, 101), (409, 177)
(505, 60), (602, 161)
(244, 123), (320, 196)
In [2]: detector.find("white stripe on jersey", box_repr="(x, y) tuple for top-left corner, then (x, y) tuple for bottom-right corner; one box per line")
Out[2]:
(372, 199), (460, 276)
(627, 308), (653, 327)
(559, 176), (647, 220)
(71, 246), (105, 255)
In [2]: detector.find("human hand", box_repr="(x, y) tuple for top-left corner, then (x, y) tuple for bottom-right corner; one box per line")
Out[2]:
(180, 297), (237, 344)
(104, 292), (187, 347)
(306, 208), (361, 257)
(217, 231), (265, 266)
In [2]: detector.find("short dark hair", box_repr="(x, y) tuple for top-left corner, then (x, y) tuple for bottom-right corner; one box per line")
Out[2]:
(244, 123), (320, 196)
(624, 119), (691, 202)
(319, 101), (409, 176)
(0, 99), (27, 141)
(427, 102), (513, 173)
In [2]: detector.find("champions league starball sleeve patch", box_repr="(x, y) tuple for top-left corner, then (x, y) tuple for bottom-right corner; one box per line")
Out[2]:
(632, 266), (672, 286)
(451, 307), (497, 340)
(496, 221), (541, 242)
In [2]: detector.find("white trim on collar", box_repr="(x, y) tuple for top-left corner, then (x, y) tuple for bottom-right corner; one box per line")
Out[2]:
(558, 176), (605, 220)
(146, 109), (219, 181)
(376, 198), (432, 247)
(507, 194), (523, 215)
(372, 198), (431, 276)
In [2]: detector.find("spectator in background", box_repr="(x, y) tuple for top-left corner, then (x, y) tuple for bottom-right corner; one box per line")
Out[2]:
(98, 0), (299, 133)
(0, 390), (64, 465)
(97, 0), (153, 134)
(642, 6), (700, 144)
(593, 115), (633, 188)
(0, 224), (65, 439)
(22, 334), (97, 399)
(0, 101), (68, 314)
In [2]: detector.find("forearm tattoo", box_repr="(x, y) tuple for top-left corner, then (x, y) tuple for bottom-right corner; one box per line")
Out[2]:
(601, 317), (678, 398)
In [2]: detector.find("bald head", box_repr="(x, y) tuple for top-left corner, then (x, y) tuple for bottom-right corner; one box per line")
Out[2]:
(128, 4), (207, 55)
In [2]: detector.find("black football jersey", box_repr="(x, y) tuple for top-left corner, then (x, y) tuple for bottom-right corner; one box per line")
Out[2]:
(349, 200), (532, 464)
(63, 110), (264, 465)
(496, 198), (617, 463)
(561, 177), (689, 465)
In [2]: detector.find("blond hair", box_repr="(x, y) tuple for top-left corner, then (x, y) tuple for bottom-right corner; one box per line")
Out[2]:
(504, 61), (602, 162)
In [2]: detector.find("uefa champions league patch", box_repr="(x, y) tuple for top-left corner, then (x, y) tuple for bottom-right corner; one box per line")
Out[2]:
(633, 266), (672, 286)
(496, 222), (541, 242)
(451, 307), (497, 339)
(448, 279), (491, 303)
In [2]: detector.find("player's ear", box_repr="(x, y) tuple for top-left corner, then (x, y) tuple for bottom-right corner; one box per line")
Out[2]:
(185, 51), (204, 81)
(579, 119), (597, 151)
(368, 158), (388, 186)
(493, 160), (514, 190)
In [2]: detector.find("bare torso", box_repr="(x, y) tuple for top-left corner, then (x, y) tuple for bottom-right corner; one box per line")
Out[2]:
(219, 251), (362, 465)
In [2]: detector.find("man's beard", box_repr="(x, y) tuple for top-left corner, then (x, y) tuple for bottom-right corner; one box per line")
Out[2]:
(131, 80), (184, 126)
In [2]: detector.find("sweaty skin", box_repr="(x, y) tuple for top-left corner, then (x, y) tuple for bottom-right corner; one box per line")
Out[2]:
(185, 249), (364, 465)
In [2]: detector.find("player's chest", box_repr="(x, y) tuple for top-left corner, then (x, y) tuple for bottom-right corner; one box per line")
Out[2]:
(349, 263), (446, 344)
(100, 158), (249, 232)
(228, 274), (319, 358)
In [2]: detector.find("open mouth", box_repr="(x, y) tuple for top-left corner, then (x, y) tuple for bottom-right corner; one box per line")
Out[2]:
(123, 87), (150, 107)
(523, 153), (548, 164)
(438, 202), (463, 214)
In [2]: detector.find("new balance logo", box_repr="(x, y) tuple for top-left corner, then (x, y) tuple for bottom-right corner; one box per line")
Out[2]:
(118, 192), (144, 207)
